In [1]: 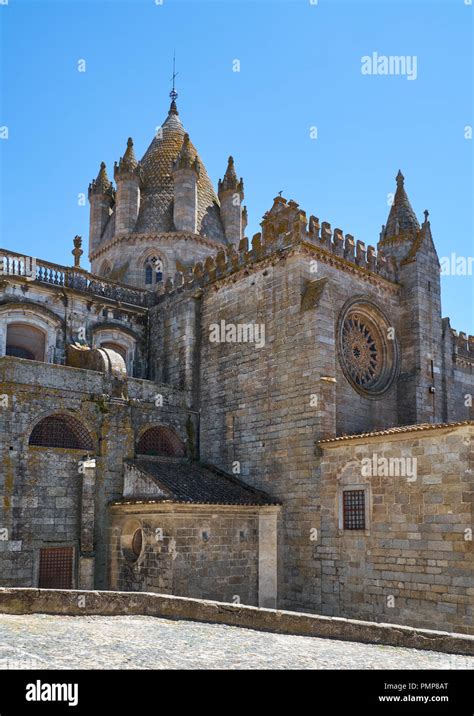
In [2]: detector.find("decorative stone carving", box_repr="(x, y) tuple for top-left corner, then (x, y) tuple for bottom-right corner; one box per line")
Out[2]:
(338, 300), (398, 396)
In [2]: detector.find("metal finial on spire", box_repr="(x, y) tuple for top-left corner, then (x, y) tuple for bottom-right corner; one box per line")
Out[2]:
(170, 51), (178, 103)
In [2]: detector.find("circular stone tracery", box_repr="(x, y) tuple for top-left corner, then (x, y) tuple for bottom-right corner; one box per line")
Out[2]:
(342, 316), (380, 389)
(338, 302), (398, 397)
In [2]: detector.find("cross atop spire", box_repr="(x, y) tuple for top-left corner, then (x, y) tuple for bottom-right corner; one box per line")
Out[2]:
(169, 51), (179, 115)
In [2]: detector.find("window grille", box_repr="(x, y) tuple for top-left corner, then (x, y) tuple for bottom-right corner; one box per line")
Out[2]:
(343, 489), (366, 530)
(38, 547), (74, 589)
(136, 426), (185, 457)
(29, 414), (94, 450)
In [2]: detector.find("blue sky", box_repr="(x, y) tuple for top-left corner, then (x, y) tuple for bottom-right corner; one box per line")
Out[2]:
(0, 0), (473, 331)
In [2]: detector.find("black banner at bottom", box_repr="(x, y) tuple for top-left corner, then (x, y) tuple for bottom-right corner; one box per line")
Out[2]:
(0, 669), (472, 714)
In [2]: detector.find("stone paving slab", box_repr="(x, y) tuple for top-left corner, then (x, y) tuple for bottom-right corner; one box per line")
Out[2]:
(0, 614), (473, 670)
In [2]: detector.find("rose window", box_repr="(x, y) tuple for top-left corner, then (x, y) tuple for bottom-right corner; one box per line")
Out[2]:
(342, 316), (380, 389)
(338, 302), (398, 396)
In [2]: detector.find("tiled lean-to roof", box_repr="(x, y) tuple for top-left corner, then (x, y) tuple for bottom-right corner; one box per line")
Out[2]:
(114, 458), (280, 507)
(319, 420), (473, 445)
(134, 102), (226, 242)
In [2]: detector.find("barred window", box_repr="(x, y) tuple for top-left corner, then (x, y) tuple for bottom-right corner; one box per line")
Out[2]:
(343, 489), (366, 530)
(136, 426), (185, 457)
(38, 547), (74, 589)
(29, 414), (94, 450)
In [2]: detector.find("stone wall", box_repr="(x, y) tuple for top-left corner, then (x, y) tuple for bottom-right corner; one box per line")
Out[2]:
(90, 233), (223, 290)
(0, 357), (193, 589)
(149, 290), (201, 405)
(109, 504), (260, 605)
(0, 279), (148, 378)
(196, 249), (402, 610)
(318, 423), (473, 634)
(0, 448), (82, 587)
(442, 321), (474, 423)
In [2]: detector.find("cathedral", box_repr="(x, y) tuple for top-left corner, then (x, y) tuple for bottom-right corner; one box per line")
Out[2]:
(0, 93), (472, 635)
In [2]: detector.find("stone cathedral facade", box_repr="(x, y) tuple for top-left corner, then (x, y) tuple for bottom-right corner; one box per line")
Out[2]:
(0, 96), (472, 634)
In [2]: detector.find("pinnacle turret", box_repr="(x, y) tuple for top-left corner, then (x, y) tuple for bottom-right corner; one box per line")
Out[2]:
(113, 137), (141, 235)
(173, 133), (200, 174)
(114, 138), (139, 181)
(218, 156), (245, 246)
(218, 156), (244, 196)
(88, 163), (115, 257)
(382, 170), (420, 241)
(88, 162), (114, 199)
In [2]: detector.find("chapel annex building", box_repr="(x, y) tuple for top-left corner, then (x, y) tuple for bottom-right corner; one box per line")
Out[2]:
(0, 96), (472, 635)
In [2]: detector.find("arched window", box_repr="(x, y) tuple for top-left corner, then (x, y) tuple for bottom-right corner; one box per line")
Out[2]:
(6, 323), (46, 362)
(100, 342), (127, 360)
(6, 345), (35, 360)
(144, 257), (163, 286)
(101, 261), (112, 278)
(29, 414), (94, 450)
(136, 426), (185, 457)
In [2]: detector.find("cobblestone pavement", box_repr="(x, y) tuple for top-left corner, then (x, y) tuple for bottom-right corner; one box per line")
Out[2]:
(0, 614), (472, 670)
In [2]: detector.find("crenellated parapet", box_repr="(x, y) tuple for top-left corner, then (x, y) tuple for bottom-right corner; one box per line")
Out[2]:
(450, 329), (474, 365)
(154, 194), (400, 299)
(262, 196), (398, 281)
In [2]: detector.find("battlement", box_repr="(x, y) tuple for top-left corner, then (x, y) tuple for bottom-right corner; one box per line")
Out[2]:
(450, 328), (474, 361)
(155, 195), (399, 299)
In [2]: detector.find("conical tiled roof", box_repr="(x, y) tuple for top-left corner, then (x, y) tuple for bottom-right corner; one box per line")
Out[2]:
(134, 102), (225, 242)
(382, 170), (420, 240)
